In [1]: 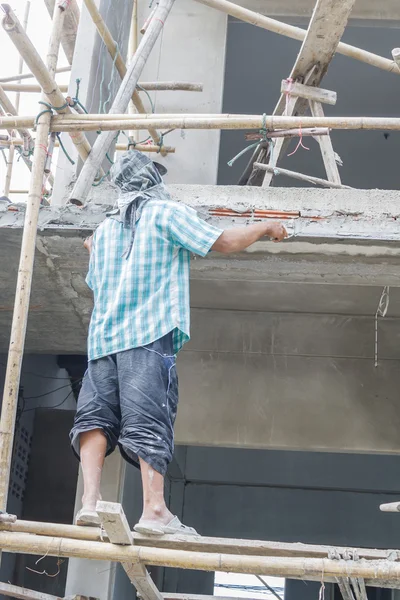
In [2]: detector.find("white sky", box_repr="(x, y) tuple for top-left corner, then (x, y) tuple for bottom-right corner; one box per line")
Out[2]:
(0, 0), (75, 201)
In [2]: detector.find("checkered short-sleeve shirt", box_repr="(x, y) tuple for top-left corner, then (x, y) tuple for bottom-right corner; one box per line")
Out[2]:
(86, 200), (222, 361)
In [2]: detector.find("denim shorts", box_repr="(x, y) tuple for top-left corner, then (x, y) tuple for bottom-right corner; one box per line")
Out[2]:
(70, 333), (178, 475)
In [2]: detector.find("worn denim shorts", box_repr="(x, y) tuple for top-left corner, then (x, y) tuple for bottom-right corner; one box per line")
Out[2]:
(70, 333), (178, 475)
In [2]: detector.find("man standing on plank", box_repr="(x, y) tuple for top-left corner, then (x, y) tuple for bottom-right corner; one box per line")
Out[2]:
(71, 150), (287, 536)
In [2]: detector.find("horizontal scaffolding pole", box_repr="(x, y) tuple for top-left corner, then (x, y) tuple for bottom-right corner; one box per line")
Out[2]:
(0, 81), (203, 94)
(1, 531), (400, 587)
(253, 163), (352, 189)
(2, 114), (400, 132)
(194, 0), (399, 75)
(0, 137), (175, 153)
(0, 65), (71, 83)
(0, 520), (398, 562)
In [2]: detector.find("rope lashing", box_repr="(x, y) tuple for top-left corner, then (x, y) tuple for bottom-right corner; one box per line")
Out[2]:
(157, 132), (164, 153)
(227, 113), (274, 167)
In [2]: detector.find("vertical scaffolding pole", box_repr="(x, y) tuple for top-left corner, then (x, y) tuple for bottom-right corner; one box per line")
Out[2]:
(3, 0), (30, 197)
(128, 0), (139, 143)
(0, 0), (67, 514)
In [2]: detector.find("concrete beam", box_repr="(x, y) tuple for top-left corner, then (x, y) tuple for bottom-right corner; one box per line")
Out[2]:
(0, 185), (400, 353)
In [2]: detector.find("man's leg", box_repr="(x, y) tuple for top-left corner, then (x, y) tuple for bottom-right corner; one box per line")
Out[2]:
(70, 355), (121, 525)
(117, 336), (198, 535)
(80, 429), (107, 512)
(138, 457), (173, 524)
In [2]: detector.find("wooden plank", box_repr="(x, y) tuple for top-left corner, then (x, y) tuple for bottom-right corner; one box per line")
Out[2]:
(281, 80), (337, 105)
(96, 501), (133, 544)
(97, 502), (163, 600)
(253, 162), (349, 189)
(241, 0), (356, 186)
(124, 563), (164, 600)
(43, 0), (80, 65)
(195, 0), (399, 76)
(309, 100), (341, 184)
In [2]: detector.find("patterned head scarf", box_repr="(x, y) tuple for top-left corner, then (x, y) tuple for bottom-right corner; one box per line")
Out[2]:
(109, 150), (169, 257)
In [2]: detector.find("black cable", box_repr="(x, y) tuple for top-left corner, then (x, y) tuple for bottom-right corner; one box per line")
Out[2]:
(23, 379), (82, 401)
(0, 361), (74, 381)
(22, 389), (75, 414)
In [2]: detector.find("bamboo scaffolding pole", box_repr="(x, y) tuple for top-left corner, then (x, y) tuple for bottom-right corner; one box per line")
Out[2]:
(70, 0), (175, 205)
(1, 531), (400, 585)
(3, 114), (400, 133)
(0, 91), (40, 187)
(128, 0), (138, 142)
(194, 0), (399, 75)
(1, 5), (96, 170)
(0, 88), (33, 152)
(1, 113), (400, 132)
(0, 0), (66, 514)
(253, 163), (351, 189)
(0, 111), (53, 189)
(0, 136), (25, 146)
(0, 66), (71, 83)
(0, 582), (61, 600)
(114, 143), (175, 153)
(82, 0), (163, 149)
(1, 519), (400, 563)
(43, 0), (80, 65)
(0, 83), (69, 93)
(3, 0), (30, 198)
(0, 81), (203, 93)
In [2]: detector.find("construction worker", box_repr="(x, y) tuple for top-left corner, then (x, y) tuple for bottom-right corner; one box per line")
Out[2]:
(71, 150), (287, 535)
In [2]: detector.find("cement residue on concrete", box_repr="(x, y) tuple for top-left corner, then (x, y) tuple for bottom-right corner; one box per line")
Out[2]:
(2, 185), (400, 242)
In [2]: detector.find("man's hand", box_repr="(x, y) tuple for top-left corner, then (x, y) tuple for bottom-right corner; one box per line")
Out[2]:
(265, 221), (288, 242)
(84, 235), (93, 254)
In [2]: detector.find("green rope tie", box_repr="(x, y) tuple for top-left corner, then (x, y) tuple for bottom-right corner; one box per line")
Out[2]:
(227, 113), (271, 167)
(56, 133), (75, 165)
(137, 84), (155, 114)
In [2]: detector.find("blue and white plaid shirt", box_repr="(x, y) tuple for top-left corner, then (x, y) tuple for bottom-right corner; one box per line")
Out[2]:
(86, 200), (222, 361)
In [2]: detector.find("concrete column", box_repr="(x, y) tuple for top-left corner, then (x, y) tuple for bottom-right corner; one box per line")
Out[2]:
(65, 451), (125, 600)
(52, 0), (133, 205)
(131, 0), (228, 185)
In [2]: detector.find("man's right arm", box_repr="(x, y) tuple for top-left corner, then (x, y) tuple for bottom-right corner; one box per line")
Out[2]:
(212, 221), (287, 254)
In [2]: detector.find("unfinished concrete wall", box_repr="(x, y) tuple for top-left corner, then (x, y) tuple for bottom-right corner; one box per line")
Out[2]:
(218, 19), (400, 187)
